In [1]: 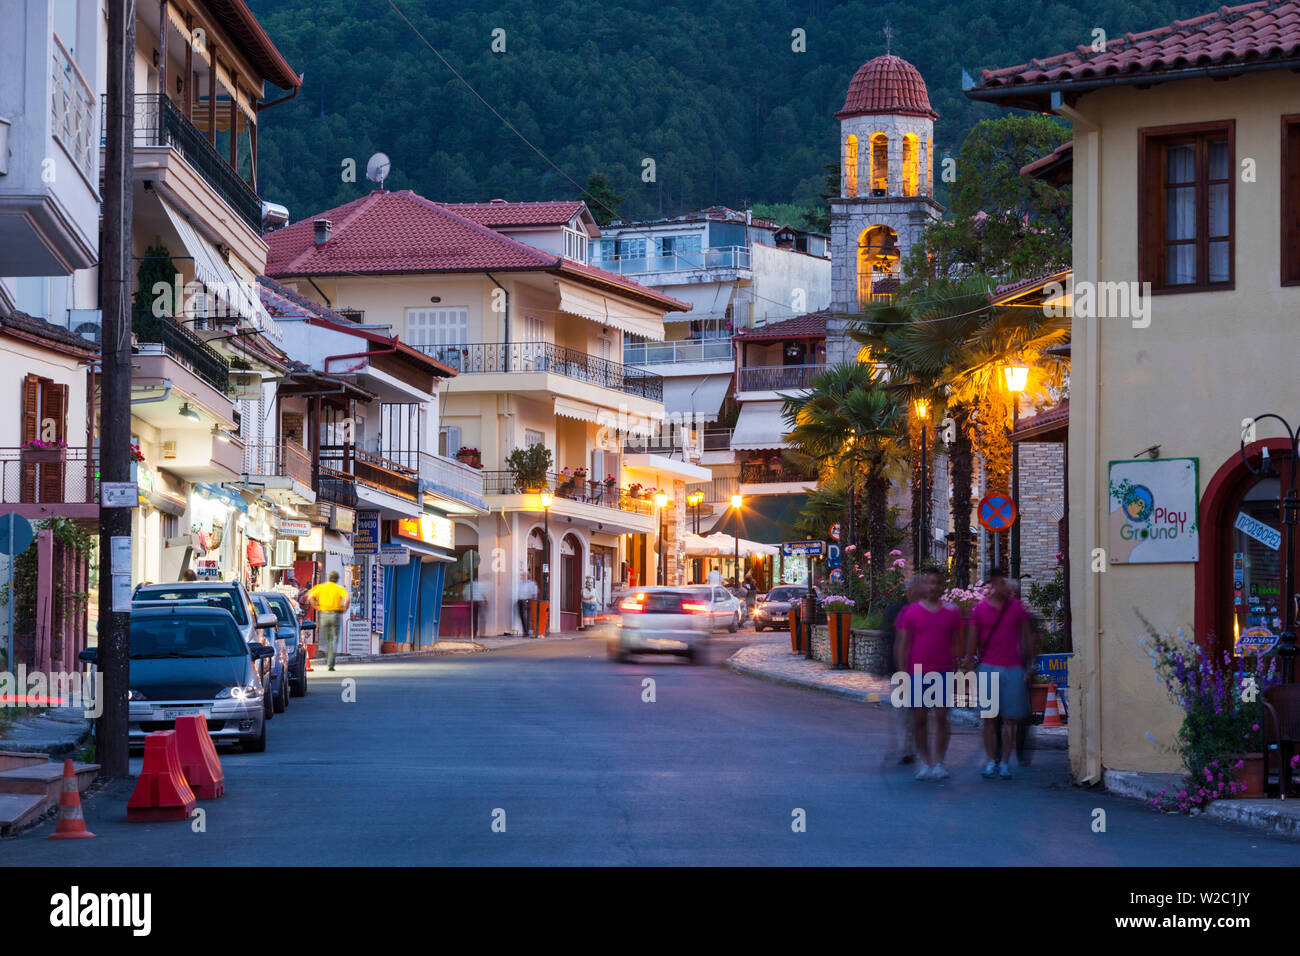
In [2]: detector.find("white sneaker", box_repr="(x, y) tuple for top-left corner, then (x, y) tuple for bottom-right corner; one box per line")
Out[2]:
(998, 762), (1012, 779)
(914, 763), (934, 780)
(931, 763), (950, 780)
(981, 760), (997, 778)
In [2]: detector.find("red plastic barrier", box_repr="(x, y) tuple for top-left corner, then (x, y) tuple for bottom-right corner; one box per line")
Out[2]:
(172, 714), (225, 799)
(126, 731), (197, 822)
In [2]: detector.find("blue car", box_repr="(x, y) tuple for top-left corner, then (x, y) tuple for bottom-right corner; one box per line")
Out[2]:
(255, 590), (312, 698)
(250, 594), (291, 715)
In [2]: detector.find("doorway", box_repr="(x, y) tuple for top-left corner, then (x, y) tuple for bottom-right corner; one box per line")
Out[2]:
(560, 533), (582, 631)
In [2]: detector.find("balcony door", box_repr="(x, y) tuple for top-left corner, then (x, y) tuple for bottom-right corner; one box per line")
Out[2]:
(20, 374), (68, 503)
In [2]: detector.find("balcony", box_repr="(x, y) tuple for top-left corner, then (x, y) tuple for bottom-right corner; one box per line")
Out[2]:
(740, 460), (810, 484)
(418, 341), (663, 402)
(133, 311), (230, 394)
(319, 446), (420, 503)
(703, 429), (732, 451)
(623, 339), (734, 366)
(481, 471), (655, 516)
(241, 439), (315, 505)
(594, 246), (750, 276)
(737, 364), (825, 392)
(52, 36), (96, 186)
(857, 270), (901, 310)
(103, 93), (261, 231)
(378, 449), (487, 514)
(0, 447), (98, 518)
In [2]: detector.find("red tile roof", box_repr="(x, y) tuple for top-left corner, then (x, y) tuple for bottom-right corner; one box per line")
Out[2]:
(734, 310), (830, 341)
(990, 268), (1072, 304)
(1012, 400), (1069, 442)
(1020, 141), (1073, 186)
(836, 54), (938, 120)
(968, 0), (1300, 109)
(201, 0), (301, 90)
(437, 200), (588, 227)
(265, 190), (689, 312)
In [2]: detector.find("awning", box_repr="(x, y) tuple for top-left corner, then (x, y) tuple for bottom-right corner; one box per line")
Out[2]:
(596, 407), (655, 438)
(195, 482), (248, 513)
(323, 529), (352, 562)
(731, 400), (789, 450)
(554, 396), (599, 423)
(662, 374), (730, 422)
(160, 198), (280, 339)
(683, 532), (777, 557)
(707, 494), (809, 545)
(557, 281), (664, 341)
(660, 283), (734, 322)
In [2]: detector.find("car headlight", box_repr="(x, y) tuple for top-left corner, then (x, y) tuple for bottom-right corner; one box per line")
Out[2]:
(216, 684), (262, 700)
(127, 689), (148, 701)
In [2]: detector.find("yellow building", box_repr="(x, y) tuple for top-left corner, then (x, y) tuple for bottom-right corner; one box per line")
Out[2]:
(970, 0), (1300, 779)
(266, 192), (704, 635)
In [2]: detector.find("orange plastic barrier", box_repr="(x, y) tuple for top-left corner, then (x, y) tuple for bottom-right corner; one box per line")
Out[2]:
(126, 731), (197, 822)
(47, 759), (94, 840)
(172, 714), (225, 799)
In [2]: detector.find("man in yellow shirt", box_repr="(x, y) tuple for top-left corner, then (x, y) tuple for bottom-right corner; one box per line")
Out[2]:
(307, 571), (351, 670)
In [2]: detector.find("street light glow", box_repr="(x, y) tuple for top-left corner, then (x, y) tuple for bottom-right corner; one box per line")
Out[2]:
(914, 398), (929, 418)
(654, 491), (668, 508)
(730, 494), (743, 510)
(539, 491), (553, 508)
(1003, 363), (1029, 394)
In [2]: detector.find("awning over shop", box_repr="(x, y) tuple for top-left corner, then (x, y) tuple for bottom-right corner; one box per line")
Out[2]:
(707, 494), (809, 545)
(554, 396), (599, 423)
(596, 407), (655, 438)
(556, 281), (664, 341)
(684, 532), (777, 557)
(662, 374), (730, 422)
(195, 482), (248, 513)
(323, 530), (352, 563)
(731, 400), (789, 451)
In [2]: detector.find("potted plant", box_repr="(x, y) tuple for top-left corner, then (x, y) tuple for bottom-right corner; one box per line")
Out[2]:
(21, 438), (67, 464)
(822, 595), (855, 669)
(506, 443), (552, 493)
(557, 466), (576, 496)
(455, 445), (482, 469)
(628, 482), (644, 499)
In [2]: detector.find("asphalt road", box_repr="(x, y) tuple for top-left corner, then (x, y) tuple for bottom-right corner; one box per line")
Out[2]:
(3, 634), (1296, 865)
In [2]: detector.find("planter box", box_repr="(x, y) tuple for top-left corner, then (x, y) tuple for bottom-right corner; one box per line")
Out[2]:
(20, 448), (66, 464)
(827, 612), (853, 668)
(1230, 753), (1266, 798)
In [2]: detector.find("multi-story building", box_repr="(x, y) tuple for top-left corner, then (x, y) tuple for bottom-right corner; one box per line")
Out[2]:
(969, 0), (1300, 779)
(265, 190), (700, 636)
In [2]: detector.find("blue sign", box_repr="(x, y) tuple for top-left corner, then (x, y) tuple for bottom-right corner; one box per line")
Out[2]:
(827, 542), (842, 570)
(781, 541), (825, 558)
(354, 510), (380, 556)
(0, 513), (35, 556)
(1036, 653), (1072, 710)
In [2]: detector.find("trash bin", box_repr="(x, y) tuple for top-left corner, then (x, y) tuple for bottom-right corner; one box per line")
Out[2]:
(532, 599), (549, 637)
(789, 603), (802, 653)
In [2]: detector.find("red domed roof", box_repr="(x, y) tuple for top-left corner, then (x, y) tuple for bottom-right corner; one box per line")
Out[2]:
(836, 54), (937, 120)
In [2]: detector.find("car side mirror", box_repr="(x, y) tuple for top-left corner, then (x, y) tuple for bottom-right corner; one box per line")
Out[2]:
(299, 620), (317, 631)
(248, 643), (274, 660)
(255, 612), (277, 629)
(78, 647), (98, 664)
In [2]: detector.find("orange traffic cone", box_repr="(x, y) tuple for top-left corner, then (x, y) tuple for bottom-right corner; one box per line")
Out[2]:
(1041, 682), (1065, 727)
(304, 643), (315, 671)
(47, 759), (94, 839)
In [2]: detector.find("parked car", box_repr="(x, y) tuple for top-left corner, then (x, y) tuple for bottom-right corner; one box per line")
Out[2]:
(80, 604), (274, 752)
(250, 594), (291, 714)
(611, 585), (739, 663)
(752, 585), (809, 632)
(133, 581), (279, 721)
(255, 590), (313, 697)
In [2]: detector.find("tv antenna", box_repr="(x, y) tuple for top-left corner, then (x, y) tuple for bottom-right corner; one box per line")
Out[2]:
(366, 152), (392, 189)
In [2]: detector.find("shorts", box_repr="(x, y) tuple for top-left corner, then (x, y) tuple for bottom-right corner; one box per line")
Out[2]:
(978, 664), (1028, 721)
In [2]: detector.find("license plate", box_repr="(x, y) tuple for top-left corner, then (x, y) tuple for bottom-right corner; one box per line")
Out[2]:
(161, 707), (204, 720)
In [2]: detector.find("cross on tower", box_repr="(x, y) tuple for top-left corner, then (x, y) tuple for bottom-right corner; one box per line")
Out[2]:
(882, 21), (894, 55)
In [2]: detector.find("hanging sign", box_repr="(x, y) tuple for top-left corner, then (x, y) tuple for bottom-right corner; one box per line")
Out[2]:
(1108, 458), (1199, 563)
(781, 541), (825, 557)
(354, 510), (381, 556)
(277, 518), (311, 537)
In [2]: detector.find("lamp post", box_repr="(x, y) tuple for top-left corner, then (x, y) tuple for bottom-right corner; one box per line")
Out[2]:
(539, 490), (552, 632)
(655, 490), (668, 585)
(1240, 417), (1300, 682)
(688, 490), (704, 535)
(914, 398), (929, 566)
(730, 493), (743, 588)
(1003, 362), (1029, 578)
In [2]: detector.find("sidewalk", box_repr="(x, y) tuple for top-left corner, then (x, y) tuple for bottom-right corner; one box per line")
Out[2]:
(723, 632), (1069, 748)
(0, 705), (93, 757)
(1104, 769), (1300, 839)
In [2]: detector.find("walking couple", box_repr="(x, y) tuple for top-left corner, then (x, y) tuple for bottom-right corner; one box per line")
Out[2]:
(890, 567), (1035, 781)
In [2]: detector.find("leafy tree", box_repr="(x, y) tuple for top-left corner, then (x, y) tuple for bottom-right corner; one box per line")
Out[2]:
(583, 173), (625, 226)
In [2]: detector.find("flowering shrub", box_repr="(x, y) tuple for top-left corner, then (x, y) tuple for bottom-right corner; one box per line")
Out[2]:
(822, 595), (855, 613)
(942, 582), (987, 614)
(1150, 761), (1245, 813)
(22, 439), (67, 451)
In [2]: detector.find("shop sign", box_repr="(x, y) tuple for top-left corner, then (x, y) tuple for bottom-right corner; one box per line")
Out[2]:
(1107, 458), (1199, 563)
(331, 505), (355, 533)
(229, 371), (263, 402)
(370, 562), (384, 635)
(102, 482), (139, 508)
(354, 510), (381, 555)
(195, 557), (220, 580)
(394, 514), (452, 550)
(781, 541), (825, 557)
(347, 618), (371, 656)
(277, 518), (311, 537)
(298, 526), (324, 553)
(1234, 512), (1281, 552)
(1237, 625), (1276, 654)
(379, 546), (410, 566)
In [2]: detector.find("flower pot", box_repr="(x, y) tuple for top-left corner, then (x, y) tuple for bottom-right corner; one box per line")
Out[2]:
(827, 611), (853, 668)
(1229, 753), (1266, 798)
(380, 641), (398, 654)
(1029, 682), (1051, 719)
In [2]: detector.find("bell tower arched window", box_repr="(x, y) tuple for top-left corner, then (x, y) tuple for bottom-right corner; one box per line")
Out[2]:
(902, 134), (919, 196)
(870, 134), (889, 195)
(844, 135), (858, 197)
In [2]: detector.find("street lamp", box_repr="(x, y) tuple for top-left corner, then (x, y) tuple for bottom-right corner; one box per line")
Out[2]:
(687, 490), (704, 535)
(654, 490), (668, 585)
(730, 493), (743, 588)
(1003, 362), (1029, 578)
(539, 490), (553, 616)
(914, 398), (929, 566)
(1241, 418), (1299, 682)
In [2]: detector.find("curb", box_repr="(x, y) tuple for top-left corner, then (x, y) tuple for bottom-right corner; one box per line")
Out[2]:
(0, 718), (93, 758)
(1104, 769), (1300, 840)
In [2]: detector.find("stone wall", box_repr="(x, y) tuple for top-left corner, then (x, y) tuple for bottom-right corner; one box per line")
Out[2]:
(1016, 442), (1065, 587)
(811, 625), (891, 675)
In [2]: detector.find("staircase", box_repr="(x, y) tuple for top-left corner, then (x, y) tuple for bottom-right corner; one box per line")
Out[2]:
(0, 752), (99, 836)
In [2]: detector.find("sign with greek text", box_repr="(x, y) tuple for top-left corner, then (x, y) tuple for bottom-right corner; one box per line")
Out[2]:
(1234, 512), (1281, 552)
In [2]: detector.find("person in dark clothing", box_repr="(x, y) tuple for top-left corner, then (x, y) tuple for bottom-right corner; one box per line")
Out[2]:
(883, 575), (921, 764)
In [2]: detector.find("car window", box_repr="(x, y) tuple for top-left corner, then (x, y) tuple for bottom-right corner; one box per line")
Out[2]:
(768, 587), (804, 602)
(713, 588), (729, 604)
(130, 615), (245, 657)
(135, 587), (248, 626)
(261, 594), (296, 625)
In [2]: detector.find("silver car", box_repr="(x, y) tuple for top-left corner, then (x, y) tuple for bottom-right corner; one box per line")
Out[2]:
(609, 585), (739, 663)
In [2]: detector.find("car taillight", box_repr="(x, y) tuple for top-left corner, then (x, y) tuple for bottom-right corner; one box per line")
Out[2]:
(681, 601), (709, 614)
(620, 593), (648, 613)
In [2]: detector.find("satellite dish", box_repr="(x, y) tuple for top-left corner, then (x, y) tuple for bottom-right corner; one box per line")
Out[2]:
(365, 152), (392, 189)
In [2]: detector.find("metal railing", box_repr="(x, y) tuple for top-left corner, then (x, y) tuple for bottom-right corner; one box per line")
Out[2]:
(703, 429), (732, 451)
(243, 439), (312, 487)
(684, 474), (739, 505)
(319, 445), (419, 501)
(316, 464), (356, 507)
(417, 341), (663, 402)
(737, 364), (825, 392)
(741, 461), (810, 484)
(417, 452), (485, 509)
(480, 470), (655, 516)
(594, 246), (750, 276)
(102, 93), (261, 230)
(857, 270), (901, 309)
(623, 339), (734, 365)
(133, 311), (230, 394)
(52, 34), (96, 181)
(0, 447), (97, 506)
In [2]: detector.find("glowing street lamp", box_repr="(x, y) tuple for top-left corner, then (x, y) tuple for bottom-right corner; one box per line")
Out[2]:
(687, 490), (705, 535)
(914, 397), (930, 565)
(730, 494), (743, 588)
(654, 491), (669, 585)
(539, 490), (553, 608)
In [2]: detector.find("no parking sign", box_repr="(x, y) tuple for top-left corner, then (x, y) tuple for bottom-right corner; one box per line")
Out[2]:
(978, 493), (1017, 532)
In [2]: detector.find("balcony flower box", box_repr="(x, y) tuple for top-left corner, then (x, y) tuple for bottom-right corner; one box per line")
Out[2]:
(21, 441), (67, 464)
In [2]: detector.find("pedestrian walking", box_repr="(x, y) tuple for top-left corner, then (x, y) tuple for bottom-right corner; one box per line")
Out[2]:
(306, 571), (351, 671)
(518, 572), (539, 637)
(965, 569), (1033, 779)
(469, 575), (491, 639)
(883, 574), (923, 764)
(894, 567), (964, 780)
(707, 566), (722, 586)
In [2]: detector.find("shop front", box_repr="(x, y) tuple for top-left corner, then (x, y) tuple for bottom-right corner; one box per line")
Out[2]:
(382, 512), (456, 648)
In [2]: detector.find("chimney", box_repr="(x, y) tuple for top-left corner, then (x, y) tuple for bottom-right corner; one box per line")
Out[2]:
(313, 218), (333, 247)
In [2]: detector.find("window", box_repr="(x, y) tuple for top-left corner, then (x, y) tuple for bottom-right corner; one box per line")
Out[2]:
(660, 234), (701, 258)
(523, 313), (546, 344)
(439, 425), (462, 457)
(525, 429), (544, 448)
(406, 307), (468, 350)
(1139, 121), (1234, 291)
(902, 134), (919, 197)
(602, 238), (645, 261)
(1284, 115), (1300, 285)
(563, 227), (589, 263)
(844, 134), (858, 197)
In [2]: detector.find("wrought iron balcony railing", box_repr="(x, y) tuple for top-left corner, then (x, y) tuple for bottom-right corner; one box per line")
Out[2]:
(243, 439), (312, 487)
(52, 34), (96, 181)
(737, 364), (825, 392)
(102, 93), (261, 230)
(133, 310), (230, 394)
(318, 445), (419, 502)
(419, 341), (663, 402)
(480, 471), (655, 516)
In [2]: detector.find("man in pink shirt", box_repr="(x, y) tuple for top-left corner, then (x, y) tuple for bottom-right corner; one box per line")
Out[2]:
(894, 567), (964, 780)
(964, 569), (1032, 779)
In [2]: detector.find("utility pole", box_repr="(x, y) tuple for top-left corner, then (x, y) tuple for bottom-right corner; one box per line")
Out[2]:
(97, 0), (135, 778)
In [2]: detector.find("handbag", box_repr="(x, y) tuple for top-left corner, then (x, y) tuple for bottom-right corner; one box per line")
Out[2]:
(977, 600), (1012, 663)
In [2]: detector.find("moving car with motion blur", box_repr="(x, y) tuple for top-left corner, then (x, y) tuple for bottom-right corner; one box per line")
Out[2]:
(610, 585), (740, 663)
(751, 585), (809, 632)
(80, 603), (275, 752)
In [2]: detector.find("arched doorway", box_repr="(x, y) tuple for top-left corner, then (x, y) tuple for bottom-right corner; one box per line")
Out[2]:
(560, 533), (582, 631)
(857, 225), (899, 308)
(527, 526), (549, 593)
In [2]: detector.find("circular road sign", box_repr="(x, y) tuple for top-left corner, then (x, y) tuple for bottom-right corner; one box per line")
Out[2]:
(977, 494), (1017, 532)
(829, 522), (841, 542)
(0, 512), (35, 556)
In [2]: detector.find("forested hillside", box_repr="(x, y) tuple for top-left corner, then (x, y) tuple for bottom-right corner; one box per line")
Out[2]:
(247, 0), (1215, 224)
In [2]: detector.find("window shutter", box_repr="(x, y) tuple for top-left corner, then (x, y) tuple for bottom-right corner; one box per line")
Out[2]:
(21, 375), (39, 444)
